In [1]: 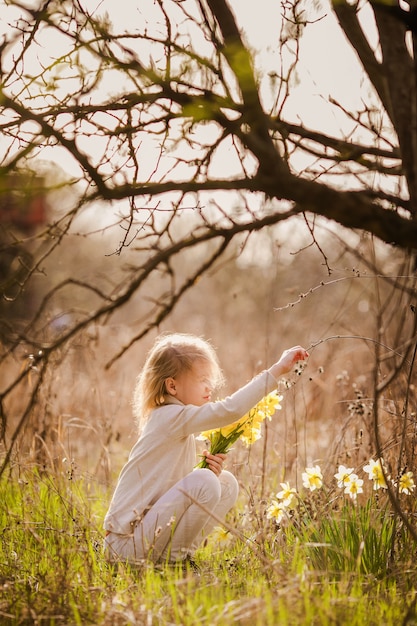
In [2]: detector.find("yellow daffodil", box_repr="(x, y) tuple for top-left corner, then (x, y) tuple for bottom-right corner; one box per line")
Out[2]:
(343, 473), (364, 501)
(240, 425), (262, 446)
(363, 458), (389, 490)
(334, 465), (354, 489)
(257, 393), (283, 418)
(197, 391), (283, 468)
(211, 526), (231, 543)
(302, 465), (323, 491)
(276, 482), (298, 509)
(399, 471), (415, 495)
(266, 499), (287, 524)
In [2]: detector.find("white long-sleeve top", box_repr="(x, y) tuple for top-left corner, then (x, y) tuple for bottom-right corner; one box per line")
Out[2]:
(103, 370), (278, 535)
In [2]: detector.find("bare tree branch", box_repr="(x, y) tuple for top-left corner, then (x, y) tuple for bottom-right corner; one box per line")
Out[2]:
(1, 0), (417, 472)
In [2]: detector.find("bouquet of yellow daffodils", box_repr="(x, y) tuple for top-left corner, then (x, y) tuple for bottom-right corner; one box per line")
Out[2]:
(196, 391), (283, 468)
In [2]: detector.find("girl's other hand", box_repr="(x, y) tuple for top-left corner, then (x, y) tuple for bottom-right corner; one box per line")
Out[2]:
(202, 451), (227, 476)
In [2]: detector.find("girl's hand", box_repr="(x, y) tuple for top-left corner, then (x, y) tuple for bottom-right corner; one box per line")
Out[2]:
(269, 346), (309, 379)
(202, 451), (227, 476)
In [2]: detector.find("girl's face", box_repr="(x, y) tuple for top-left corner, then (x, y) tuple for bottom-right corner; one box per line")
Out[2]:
(166, 359), (214, 406)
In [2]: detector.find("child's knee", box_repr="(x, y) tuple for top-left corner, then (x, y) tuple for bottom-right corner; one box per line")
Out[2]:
(220, 470), (239, 505)
(190, 468), (222, 505)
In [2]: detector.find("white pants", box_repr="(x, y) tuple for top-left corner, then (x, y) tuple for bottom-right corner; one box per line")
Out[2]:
(104, 468), (239, 564)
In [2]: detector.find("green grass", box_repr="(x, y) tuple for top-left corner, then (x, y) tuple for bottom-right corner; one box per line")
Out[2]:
(1, 465), (417, 625)
(286, 497), (400, 578)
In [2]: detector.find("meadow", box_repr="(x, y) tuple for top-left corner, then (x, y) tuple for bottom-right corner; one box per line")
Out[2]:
(1, 234), (417, 625)
(2, 454), (416, 625)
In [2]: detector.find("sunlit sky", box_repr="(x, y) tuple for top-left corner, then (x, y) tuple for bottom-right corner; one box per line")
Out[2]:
(94, 0), (372, 130)
(0, 0), (384, 256)
(0, 0), (397, 270)
(0, 0), (377, 181)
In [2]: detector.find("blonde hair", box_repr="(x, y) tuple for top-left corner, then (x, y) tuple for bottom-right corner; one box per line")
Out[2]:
(133, 333), (224, 426)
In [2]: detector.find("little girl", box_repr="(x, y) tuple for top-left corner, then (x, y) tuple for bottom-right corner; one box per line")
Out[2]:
(104, 333), (308, 567)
